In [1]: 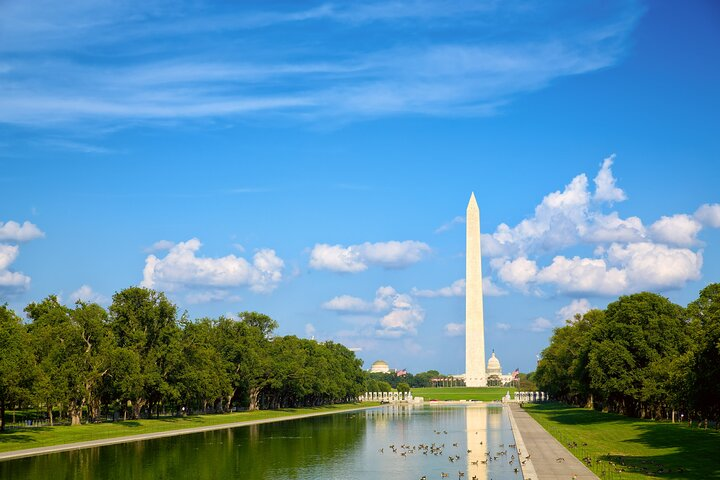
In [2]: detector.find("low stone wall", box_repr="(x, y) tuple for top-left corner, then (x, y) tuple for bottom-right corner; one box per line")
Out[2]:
(513, 391), (549, 402)
(358, 392), (424, 404)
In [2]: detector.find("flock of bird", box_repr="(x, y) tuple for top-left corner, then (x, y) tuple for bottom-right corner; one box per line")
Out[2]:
(377, 429), (527, 479)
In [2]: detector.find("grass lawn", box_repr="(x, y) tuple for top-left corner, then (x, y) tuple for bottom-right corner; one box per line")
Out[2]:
(524, 402), (720, 479)
(411, 386), (515, 401)
(0, 403), (375, 454)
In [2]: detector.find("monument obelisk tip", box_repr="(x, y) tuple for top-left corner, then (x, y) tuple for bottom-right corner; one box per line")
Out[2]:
(468, 192), (477, 208)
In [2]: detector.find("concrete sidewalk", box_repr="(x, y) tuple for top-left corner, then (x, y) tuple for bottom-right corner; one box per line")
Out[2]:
(508, 403), (599, 480)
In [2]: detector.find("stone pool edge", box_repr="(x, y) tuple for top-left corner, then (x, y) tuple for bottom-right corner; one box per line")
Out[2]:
(505, 404), (539, 480)
(0, 405), (381, 462)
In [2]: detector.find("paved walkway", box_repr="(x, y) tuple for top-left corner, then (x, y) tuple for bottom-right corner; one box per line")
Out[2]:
(507, 403), (599, 480)
(0, 405), (377, 462)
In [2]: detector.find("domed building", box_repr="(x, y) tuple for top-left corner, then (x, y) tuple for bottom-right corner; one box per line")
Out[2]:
(369, 360), (391, 373)
(486, 350), (514, 386)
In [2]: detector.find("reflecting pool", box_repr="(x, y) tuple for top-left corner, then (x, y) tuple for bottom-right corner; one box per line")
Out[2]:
(0, 404), (523, 480)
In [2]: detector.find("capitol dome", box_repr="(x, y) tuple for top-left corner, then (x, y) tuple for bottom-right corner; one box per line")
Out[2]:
(370, 360), (390, 373)
(487, 351), (502, 376)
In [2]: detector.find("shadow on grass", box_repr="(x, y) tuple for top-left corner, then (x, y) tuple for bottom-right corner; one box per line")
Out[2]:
(0, 430), (35, 444)
(528, 402), (631, 426)
(615, 422), (720, 479)
(527, 402), (720, 479)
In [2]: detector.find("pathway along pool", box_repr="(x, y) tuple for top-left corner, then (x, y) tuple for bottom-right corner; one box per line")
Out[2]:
(0, 404), (523, 480)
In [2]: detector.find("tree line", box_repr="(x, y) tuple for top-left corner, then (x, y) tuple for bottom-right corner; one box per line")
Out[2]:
(0, 287), (366, 431)
(365, 370), (443, 391)
(534, 283), (720, 424)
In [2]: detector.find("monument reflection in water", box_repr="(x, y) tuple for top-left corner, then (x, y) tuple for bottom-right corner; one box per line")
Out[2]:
(0, 404), (522, 480)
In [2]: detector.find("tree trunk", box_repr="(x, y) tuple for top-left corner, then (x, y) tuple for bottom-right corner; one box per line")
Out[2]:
(88, 398), (101, 424)
(132, 398), (147, 420)
(47, 404), (54, 427)
(249, 387), (261, 411)
(0, 398), (5, 432)
(68, 401), (83, 426)
(225, 389), (236, 413)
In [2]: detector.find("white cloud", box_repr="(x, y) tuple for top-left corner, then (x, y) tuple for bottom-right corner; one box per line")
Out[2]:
(584, 212), (645, 243)
(0, 2), (641, 126)
(0, 220), (45, 242)
(322, 294), (373, 312)
(536, 255), (627, 295)
(606, 241), (702, 291)
(435, 216), (465, 233)
(444, 322), (465, 336)
(413, 277), (507, 297)
(531, 242), (703, 296)
(0, 270), (31, 292)
(309, 240), (430, 272)
(556, 299), (592, 322)
(0, 243), (31, 293)
(482, 158), (642, 257)
(496, 322), (511, 331)
(593, 154), (627, 203)
(530, 317), (554, 332)
(483, 277), (509, 296)
(378, 304), (424, 337)
(184, 290), (242, 304)
(69, 284), (109, 304)
(141, 238), (284, 294)
(0, 244), (19, 270)
(309, 244), (365, 273)
(305, 323), (316, 338)
(695, 203), (720, 228)
(494, 257), (538, 289)
(144, 239), (175, 252)
(650, 214), (702, 246)
(324, 285), (425, 338)
(481, 159), (710, 297)
(413, 279), (465, 298)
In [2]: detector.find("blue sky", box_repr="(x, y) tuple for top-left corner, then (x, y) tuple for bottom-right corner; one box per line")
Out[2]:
(1, 1), (719, 374)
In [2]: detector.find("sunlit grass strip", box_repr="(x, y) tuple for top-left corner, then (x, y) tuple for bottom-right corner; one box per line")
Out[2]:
(0, 403), (378, 455)
(411, 387), (515, 401)
(524, 402), (720, 480)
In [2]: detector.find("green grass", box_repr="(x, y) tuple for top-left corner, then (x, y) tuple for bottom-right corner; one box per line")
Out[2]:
(411, 386), (515, 401)
(0, 403), (376, 454)
(524, 402), (720, 480)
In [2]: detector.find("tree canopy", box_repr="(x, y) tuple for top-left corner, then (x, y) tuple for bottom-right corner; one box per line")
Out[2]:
(0, 287), (366, 426)
(535, 285), (720, 423)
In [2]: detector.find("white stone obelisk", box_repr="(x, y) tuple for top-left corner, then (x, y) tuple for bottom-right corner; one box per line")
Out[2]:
(465, 193), (486, 387)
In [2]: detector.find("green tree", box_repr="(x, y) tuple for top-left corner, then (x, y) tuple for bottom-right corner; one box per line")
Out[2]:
(686, 283), (720, 422)
(177, 318), (231, 413)
(109, 287), (181, 419)
(25, 296), (69, 425)
(0, 305), (35, 431)
(26, 297), (113, 425)
(587, 293), (687, 417)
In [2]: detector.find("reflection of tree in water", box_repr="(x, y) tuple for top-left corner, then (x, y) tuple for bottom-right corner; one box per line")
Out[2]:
(0, 414), (367, 480)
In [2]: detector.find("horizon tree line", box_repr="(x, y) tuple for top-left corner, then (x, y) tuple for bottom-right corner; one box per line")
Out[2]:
(0, 287), (366, 431)
(534, 283), (720, 424)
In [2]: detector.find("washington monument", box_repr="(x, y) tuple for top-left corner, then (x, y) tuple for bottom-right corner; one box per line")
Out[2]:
(465, 193), (487, 387)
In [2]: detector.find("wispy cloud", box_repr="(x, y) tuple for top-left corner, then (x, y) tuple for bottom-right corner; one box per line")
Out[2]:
(39, 138), (115, 154)
(0, 0), (643, 127)
(435, 216), (464, 233)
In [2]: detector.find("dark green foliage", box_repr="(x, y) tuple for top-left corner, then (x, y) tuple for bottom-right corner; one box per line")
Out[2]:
(0, 305), (36, 431)
(2, 288), (366, 426)
(535, 285), (720, 423)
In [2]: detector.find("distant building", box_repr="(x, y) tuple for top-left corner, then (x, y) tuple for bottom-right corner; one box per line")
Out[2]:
(486, 351), (513, 386)
(369, 360), (391, 373)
